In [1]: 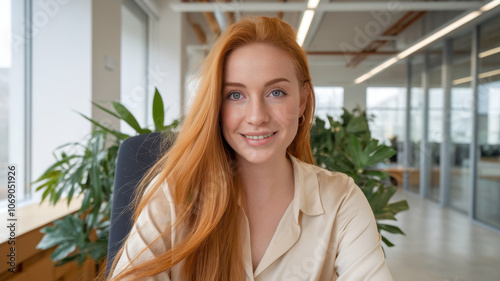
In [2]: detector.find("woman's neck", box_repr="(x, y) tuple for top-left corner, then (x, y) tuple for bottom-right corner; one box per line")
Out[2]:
(237, 154), (295, 202)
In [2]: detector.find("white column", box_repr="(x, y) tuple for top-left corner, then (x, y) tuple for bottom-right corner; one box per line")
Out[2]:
(147, 0), (186, 125)
(91, 0), (121, 131)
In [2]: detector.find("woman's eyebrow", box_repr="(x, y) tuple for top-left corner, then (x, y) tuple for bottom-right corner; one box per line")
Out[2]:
(223, 78), (290, 88)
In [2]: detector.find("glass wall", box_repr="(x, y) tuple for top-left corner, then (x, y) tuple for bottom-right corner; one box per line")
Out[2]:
(372, 12), (500, 231)
(450, 31), (473, 213)
(428, 45), (444, 201)
(476, 16), (500, 228)
(410, 55), (424, 193)
(366, 87), (406, 148)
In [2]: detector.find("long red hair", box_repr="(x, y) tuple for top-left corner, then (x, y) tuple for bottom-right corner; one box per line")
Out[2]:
(107, 16), (316, 281)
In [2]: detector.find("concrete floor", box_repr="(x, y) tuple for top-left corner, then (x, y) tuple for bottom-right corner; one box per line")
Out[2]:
(384, 189), (500, 281)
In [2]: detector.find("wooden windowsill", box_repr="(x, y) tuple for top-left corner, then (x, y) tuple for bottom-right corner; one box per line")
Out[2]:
(0, 196), (83, 245)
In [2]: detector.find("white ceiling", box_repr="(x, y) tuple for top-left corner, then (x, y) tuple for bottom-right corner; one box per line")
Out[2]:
(179, 0), (488, 86)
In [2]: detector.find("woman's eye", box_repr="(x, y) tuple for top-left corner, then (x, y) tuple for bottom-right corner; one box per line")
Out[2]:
(270, 89), (285, 97)
(228, 92), (242, 100)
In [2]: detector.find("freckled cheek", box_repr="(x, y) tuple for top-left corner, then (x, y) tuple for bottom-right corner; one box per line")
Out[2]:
(220, 104), (241, 136)
(274, 104), (300, 125)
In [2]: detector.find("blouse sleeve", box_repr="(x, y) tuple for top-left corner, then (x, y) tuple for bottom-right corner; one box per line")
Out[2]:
(110, 179), (174, 280)
(334, 177), (393, 281)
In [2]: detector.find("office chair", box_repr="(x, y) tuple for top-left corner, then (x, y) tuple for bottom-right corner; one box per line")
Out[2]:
(106, 132), (170, 276)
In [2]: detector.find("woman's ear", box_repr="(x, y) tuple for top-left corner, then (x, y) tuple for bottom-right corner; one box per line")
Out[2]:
(299, 82), (310, 115)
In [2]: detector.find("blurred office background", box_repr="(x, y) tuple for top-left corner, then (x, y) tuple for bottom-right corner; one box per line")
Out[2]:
(1, 0), (500, 280)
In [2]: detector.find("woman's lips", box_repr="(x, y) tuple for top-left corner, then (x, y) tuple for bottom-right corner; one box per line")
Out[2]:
(242, 132), (276, 140)
(240, 131), (277, 145)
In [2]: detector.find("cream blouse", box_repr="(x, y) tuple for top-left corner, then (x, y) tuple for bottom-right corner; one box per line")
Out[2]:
(111, 155), (393, 280)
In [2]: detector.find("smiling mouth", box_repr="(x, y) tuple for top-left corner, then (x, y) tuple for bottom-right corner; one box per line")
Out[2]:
(242, 132), (276, 140)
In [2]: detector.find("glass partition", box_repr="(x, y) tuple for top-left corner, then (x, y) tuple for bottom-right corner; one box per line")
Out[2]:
(366, 87), (407, 147)
(410, 55), (424, 193)
(476, 16), (500, 228)
(449, 31), (473, 213)
(428, 45), (444, 201)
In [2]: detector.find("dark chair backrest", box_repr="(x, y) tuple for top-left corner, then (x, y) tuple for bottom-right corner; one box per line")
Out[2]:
(106, 132), (168, 276)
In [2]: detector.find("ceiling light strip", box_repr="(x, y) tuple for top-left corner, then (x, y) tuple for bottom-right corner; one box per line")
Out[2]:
(307, 0), (320, 9)
(479, 46), (500, 58)
(296, 0), (321, 46)
(297, 9), (315, 46)
(354, 0), (500, 84)
(454, 68), (500, 85)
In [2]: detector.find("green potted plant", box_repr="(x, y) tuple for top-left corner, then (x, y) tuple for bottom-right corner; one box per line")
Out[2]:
(310, 107), (409, 248)
(34, 89), (178, 266)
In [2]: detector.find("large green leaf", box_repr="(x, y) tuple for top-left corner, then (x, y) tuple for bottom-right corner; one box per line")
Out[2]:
(346, 115), (369, 134)
(366, 146), (397, 167)
(152, 88), (165, 132)
(34, 155), (78, 185)
(90, 102), (121, 119)
(112, 101), (151, 134)
(388, 200), (410, 214)
(375, 212), (397, 221)
(89, 240), (108, 261)
(379, 223), (406, 235)
(346, 135), (367, 171)
(79, 114), (130, 140)
(381, 235), (395, 247)
(370, 185), (397, 212)
(51, 243), (77, 261)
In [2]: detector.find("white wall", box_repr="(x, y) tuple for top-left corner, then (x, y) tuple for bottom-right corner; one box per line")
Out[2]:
(32, 0), (92, 192)
(147, 0), (185, 125)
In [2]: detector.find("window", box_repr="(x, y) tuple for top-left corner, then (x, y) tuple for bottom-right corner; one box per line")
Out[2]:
(366, 87), (406, 146)
(1, 0), (27, 202)
(30, 0), (92, 202)
(314, 87), (344, 126)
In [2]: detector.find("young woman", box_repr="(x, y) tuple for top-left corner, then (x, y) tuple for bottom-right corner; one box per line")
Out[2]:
(108, 16), (393, 281)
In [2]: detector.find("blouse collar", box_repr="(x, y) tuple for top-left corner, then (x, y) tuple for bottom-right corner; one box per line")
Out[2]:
(288, 153), (325, 222)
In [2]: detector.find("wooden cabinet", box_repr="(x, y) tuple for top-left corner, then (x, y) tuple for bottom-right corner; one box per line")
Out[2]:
(0, 223), (101, 281)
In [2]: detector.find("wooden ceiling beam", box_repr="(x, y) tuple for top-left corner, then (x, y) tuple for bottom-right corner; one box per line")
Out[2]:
(225, 0), (236, 25)
(186, 13), (207, 44)
(184, 0), (221, 37)
(346, 11), (427, 67)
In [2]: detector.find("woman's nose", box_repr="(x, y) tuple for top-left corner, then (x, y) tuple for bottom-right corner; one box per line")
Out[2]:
(246, 97), (269, 125)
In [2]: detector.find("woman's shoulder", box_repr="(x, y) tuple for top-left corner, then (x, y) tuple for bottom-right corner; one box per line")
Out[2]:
(309, 163), (353, 186)
(293, 157), (366, 212)
(132, 176), (176, 236)
(295, 157), (355, 193)
(142, 175), (174, 205)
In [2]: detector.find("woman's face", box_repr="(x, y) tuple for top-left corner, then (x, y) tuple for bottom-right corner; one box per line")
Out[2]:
(221, 42), (308, 166)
